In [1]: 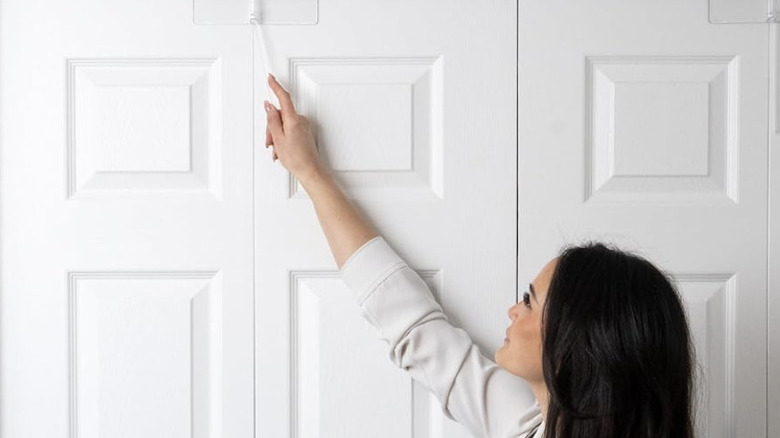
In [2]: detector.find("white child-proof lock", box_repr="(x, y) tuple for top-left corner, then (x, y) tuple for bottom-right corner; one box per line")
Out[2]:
(193, 0), (318, 25)
(708, 0), (778, 23)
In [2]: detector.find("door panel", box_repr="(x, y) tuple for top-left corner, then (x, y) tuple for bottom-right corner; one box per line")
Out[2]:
(1, 0), (520, 437)
(0, 1), (254, 436)
(519, 1), (768, 436)
(253, 1), (518, 436)
(769, 18), (779, 438)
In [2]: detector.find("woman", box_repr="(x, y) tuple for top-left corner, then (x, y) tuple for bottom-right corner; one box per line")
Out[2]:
(263, 74), (697, 438)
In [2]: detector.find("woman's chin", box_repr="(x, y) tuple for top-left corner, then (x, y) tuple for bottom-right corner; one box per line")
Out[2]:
(494, 348), (529, 379)
(494, 345), (507, 366)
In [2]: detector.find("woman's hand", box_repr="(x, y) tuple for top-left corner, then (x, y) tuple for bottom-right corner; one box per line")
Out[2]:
(264, 74), (324, 183)
(264, 75), (377, 267)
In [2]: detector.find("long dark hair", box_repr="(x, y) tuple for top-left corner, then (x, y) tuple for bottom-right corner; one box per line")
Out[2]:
(540, 241), (699, 438)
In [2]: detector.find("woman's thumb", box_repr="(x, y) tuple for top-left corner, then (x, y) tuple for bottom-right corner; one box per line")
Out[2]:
(265, 101), (283, 138)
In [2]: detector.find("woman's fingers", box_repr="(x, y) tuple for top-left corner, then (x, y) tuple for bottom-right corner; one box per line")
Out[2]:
(267, 74), (297, 118)
(265, 101), (284, 138)
(264, 103), (279, 162)
(265, 125), (273, 148)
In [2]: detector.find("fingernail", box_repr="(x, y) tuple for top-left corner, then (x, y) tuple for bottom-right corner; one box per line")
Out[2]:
(264, 101), (270, 112)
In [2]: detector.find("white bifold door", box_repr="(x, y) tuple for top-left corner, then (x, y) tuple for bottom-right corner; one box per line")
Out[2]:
(1, 0), (518, 437)
(3, 1), (775, 438)
(0, 1), (256, 436)
(519, 2), (772, 437)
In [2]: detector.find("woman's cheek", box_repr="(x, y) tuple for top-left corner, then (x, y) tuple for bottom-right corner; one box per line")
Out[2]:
(517, 320), (543, 371)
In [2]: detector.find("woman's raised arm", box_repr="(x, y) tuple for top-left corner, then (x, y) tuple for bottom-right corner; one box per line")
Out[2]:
(264, 73), (378, 268)
(263, 73), (539, 437)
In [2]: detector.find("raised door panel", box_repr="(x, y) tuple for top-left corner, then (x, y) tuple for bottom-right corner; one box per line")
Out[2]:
(0, 1), (254, 436)
(254, 1), (519, 437)
(519, 2), (768, 436)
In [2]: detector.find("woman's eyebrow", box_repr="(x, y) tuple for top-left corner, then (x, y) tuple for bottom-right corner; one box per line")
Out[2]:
(529, 283), (537, 302)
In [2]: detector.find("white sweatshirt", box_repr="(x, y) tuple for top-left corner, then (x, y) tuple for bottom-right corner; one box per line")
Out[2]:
(340, 236), (546, 438)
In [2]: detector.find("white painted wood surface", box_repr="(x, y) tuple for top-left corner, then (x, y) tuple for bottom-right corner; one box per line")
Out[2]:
(0, 0), (517, 437)
(2, 0), (778, 437)
(0, 1), (255, 436)
(252, 1), (517, 436)
(769, 19), (780, 438)
(519, 1), (771, 437)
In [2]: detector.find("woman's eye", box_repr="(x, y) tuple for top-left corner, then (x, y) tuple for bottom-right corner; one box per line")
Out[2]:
(522, 291), (531, 308)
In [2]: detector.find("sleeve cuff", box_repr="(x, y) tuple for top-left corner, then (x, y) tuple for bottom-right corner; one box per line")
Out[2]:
(339, 236), (408, 305)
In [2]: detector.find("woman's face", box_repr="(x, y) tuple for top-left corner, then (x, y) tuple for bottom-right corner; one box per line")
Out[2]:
(495, 257), (558, 383)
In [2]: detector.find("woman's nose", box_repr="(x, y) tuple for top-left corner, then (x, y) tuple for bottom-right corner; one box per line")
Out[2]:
(507, 303), (519, 320)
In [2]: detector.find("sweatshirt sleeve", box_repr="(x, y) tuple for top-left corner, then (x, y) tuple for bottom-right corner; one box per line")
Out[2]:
(340, 236), (538, 438)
